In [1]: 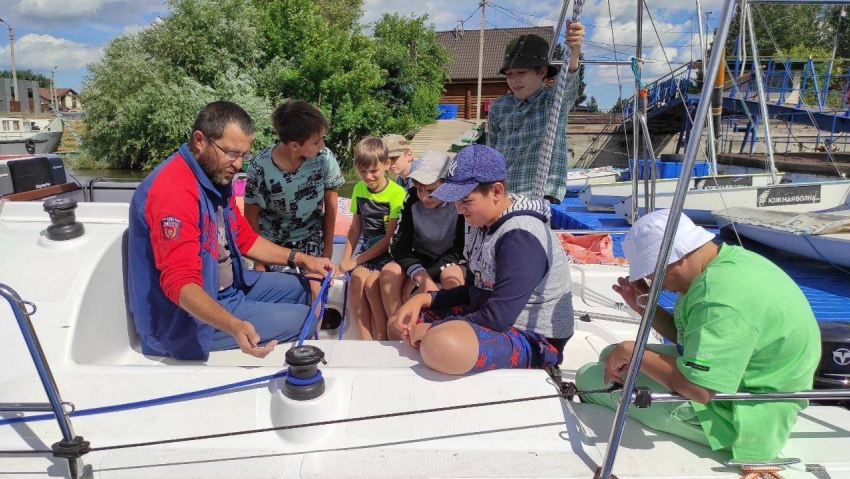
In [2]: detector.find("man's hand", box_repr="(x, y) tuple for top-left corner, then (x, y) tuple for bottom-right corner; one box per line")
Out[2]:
(297, 252), (334, 276)
(253, 261), (267, 272)
(339, 257), (357, 274)
(565, 21), (585, 48)
(604, 341), (635, 384)
(390, 292), (432, 337)
(612, 276), (650, 315)
(229, 320), (278, 358)
(406, 322), (431, 348)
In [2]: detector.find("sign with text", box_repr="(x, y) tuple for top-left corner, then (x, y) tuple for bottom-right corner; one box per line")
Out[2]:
(756, 185), (821, 207)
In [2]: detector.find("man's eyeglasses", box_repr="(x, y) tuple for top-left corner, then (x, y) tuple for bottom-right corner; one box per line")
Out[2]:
(209, 139), (253, 163)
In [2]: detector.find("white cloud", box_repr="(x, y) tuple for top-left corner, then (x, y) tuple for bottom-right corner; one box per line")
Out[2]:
(0, 34), (103, 71)
(9, 0), (165, 26)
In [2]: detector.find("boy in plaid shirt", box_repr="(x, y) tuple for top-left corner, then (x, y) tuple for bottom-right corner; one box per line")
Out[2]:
(486, 23), (585, 203)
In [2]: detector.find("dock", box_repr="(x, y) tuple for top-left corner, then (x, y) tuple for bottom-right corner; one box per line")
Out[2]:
(409, 119), (483, 157)
(551, 195), (850, 322)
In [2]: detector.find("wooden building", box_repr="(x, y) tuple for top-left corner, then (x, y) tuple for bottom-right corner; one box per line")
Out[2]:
(435, 26), (554, 120)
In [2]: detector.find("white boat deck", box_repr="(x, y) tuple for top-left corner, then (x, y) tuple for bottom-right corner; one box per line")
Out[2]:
(2, 201), (850, 478)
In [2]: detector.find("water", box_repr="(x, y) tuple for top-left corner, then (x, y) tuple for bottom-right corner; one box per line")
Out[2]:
(69, 168), (363, 198)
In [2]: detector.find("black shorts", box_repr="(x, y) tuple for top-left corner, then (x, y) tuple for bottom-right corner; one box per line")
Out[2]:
(416, 254), (462, 282)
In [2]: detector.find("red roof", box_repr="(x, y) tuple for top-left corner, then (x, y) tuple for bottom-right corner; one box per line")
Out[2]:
(38, 87), (78, 100)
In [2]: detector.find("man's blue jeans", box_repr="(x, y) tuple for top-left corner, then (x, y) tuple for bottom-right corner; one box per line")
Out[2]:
(211, 272), (312, 350)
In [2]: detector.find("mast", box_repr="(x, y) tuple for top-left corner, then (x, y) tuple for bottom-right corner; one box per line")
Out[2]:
(476, 0), (486, 121)
(632, 0), (644, 221)
(744, 2), (779, 183)
(696, 1), (720, 173)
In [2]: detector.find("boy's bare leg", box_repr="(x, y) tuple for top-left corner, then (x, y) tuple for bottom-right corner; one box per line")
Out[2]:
(402, 279), (417, 302)
(365, 270), (389, 340)
(420, 321), (479, 374)
(349, 267), (373, 340)
(379, 261), (405, 319)
(305, 273), (325, 330)
(439, 264), (465, 289)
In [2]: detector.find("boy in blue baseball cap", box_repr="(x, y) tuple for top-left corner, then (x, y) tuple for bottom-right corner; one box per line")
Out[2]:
(390, 144), (575, 374)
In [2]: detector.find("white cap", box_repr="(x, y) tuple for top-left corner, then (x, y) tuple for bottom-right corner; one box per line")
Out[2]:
(408, 150), (451, 185)
(622, 209), (716, 281)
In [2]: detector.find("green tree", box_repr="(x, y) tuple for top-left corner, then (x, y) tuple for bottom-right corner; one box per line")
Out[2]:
(83, 0), (273, 169)
(314, 0), (363, 32)
(82, 0), (450, 171)
(588, 96), (599, 113)
(0, 69), (51, 88)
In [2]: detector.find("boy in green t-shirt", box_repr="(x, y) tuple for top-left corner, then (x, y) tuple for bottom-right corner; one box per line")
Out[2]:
(576, 210), (821, 462)
(340, 137), (406, 340)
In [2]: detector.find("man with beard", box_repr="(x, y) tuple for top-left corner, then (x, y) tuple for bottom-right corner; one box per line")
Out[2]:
(128, 101), (334, 360)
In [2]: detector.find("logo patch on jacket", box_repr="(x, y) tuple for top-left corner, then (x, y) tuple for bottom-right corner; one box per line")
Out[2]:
(161, 216), (182, 240)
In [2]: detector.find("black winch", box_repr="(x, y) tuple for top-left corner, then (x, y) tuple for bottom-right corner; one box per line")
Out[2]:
(283, 345), (326, 401)
(43, 198), (85, 241)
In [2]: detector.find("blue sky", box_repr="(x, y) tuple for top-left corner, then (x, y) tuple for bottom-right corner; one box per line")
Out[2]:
(0, 0), (722, 109)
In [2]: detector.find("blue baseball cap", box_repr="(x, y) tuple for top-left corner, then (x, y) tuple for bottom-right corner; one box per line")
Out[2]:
(431, 144), (507, 202)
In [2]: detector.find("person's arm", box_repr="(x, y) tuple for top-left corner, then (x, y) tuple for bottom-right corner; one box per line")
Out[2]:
(242, 161), (268, 269)
(603, 341), (716, 403)
(355, 218), (399, 264)
(321, 149), (346, 260)
(486, 102), (499, 148)
(433, 230), (547, 332)
(322, 189), (338, 260)
(244, 236), (333, 275)
(340, 213), (363, 273)
(177, 283), (277, 358)
(390, 192), (425, 278)
(566, 21), (584, 73)
(612, 277), (678, 342)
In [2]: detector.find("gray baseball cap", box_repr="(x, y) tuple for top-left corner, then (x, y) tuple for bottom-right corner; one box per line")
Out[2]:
(408, 150), (451, 185)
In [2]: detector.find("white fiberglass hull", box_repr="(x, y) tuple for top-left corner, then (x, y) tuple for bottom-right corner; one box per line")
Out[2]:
(613, 180), (850, 225)
(713, 214), (850, 268)
(2, 201), (849, 478)
(579, 173), (781, 210)
(566, 169), (622, 193)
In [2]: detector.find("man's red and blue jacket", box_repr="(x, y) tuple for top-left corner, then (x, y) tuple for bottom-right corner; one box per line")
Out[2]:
(128, 143), (260, 360)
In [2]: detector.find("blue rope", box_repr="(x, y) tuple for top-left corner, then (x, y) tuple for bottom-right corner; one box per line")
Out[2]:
(0, 371), (287, 427)
(631, 57), (645, 90)
(802, 233), (850, 276)
(297, 271), (334, 346)
(285, 369), (323, 386)
(339, 273), (350, 340)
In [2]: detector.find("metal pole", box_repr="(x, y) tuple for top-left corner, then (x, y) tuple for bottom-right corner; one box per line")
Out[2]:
(643, 389), (850, 403)
(549, 0), (570, 61)
(825, 7), (845, 106)
(0, 18), (18, 103)
(476, 0), (485, 121)
(631, 0), (644, 222)
(51, 67), (58, 110)
(595, 1), (736, 478)
(696, 0), (719, 174)
(0, 284), (86, 479)
(744, 2), (778, 183)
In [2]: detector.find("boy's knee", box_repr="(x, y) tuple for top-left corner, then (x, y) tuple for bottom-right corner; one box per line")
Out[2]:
(599, 343), (619, 361)
(420, 321), (479, 375)
(439, 265), (464, 287)
(381, 262), (402, 279)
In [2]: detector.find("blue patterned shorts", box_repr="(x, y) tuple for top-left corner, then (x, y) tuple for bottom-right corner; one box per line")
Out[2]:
(419, 306), (562, 371)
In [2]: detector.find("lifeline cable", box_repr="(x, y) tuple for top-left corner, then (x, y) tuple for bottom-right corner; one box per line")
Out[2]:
(0, 371), (288, 427)
(0, 385), (621, 455)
